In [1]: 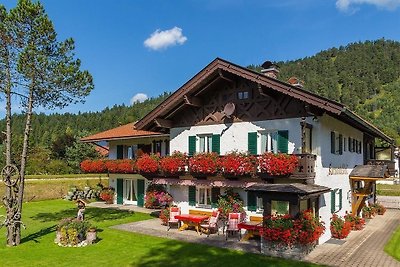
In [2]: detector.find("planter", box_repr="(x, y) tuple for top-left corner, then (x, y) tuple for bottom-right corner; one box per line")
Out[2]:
(261, 239), (316, 260)
(139, 172), (159, 179)
(258, 172), (290, 180)
(86, 231), (97, 245)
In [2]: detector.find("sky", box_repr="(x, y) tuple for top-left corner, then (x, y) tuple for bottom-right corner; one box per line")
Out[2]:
(1, 0), (400, 118)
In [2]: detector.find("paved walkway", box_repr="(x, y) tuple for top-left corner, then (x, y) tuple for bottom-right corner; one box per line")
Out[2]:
(305, 209), (400, 267)
(90, 202), (399, 266)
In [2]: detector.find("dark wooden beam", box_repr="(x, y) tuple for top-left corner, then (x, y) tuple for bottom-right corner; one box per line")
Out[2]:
(183, 95), (202, 107)
(218, 69), (234, 83)
(154, 118), (173, 128)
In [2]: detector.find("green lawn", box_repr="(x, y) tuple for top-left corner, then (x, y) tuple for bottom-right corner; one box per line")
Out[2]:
(376, 184), (400, 196)
(385, 225), (400, 261)
(0, 200), (319, 267)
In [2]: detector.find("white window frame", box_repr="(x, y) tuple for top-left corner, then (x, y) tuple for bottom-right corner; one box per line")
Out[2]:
(259, 131), (278, 154)
(256, 196), (264, 212)
(198, 134), (212, 153)
(237, 91), (249, 100)
(196, 186), (212, 207)
(123, 179), (137, 203)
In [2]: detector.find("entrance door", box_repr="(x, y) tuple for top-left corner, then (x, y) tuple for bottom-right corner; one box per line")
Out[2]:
(116, 179), (123, 204)
(137, 179), (145, 207)
(123, 179), (137, 205)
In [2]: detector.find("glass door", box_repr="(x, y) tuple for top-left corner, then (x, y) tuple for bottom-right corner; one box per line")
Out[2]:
(123, 179), (137, 205)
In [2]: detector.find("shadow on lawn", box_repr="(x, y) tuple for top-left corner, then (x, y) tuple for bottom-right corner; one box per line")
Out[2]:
(134, 239), (314, 267)
(30, 207), (134, 223)
(21, 224), (57, 243)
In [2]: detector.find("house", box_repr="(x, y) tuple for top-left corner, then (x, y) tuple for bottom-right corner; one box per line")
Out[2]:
(81, 58), (395, 244)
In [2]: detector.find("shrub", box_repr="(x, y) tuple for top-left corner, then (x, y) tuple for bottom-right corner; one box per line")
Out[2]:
(189, 152), (219, 176)
(219, 152), (255, 176)
(57, 218), (92, 246)
(136, 154), (160, 174)
(159, 151), (187, 176)
(144, 191), (173, 208)
(330, 213), (351, 239)
(257, 153), (299, 176)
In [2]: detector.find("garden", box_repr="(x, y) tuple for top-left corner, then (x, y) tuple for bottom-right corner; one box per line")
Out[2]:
(0, 200), (320, 267)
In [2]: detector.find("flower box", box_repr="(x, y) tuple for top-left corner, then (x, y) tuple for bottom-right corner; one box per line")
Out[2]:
(261, 239), (317, 260)
(159, 151), (187, 177)
(189, 152), (219, 176)
(257, 153), (299, 176)
(136, 154), (160, 174)
(219, 152), (255, 177)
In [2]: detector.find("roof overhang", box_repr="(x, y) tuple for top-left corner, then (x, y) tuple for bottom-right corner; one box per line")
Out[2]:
(246, 183), (331, 199)
(349, 165), (390, 180)
(81, 133), (170, 143)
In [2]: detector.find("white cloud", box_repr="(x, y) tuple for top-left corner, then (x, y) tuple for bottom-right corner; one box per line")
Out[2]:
(130, 93), (148, 105)
(144, 27), (187, 51)
(336, 0), (400, 12)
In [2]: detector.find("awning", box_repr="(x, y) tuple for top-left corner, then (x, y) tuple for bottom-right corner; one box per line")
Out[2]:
(152, 178), (258, 188)
(245, 183), (331, 199)
(349, 165), (389, 179)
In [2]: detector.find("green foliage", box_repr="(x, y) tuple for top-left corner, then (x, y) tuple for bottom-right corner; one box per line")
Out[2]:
(385, 225), (400, 261)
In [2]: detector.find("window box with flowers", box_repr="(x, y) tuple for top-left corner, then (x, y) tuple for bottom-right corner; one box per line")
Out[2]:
(159, 151), (187, 177)
(260, 210), (325, 260)
(219, 152), (255, 179)
(189, 152), (219, 178)
(80, 159), (107, 173)
(330, 213), (351, 239)
(104, 159), (136, 174)
(136, 154), (160, 178)
(257, 153), (299, 178)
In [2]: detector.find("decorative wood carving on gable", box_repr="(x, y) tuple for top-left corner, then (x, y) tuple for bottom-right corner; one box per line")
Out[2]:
(171, 78), (310, 127)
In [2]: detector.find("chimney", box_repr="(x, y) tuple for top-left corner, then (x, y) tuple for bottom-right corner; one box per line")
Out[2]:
(287, 76), (304, 89)
(261, 61), (279, 79)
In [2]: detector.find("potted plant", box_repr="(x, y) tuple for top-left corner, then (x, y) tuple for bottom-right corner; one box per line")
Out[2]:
(257, 152), (299, 177)
(99, 187), (115, 204)
(159, 151), (187, 177)
(362, 206), (372, 219)
(330, 214), (351, 239)
(219, 152), (255, 178)
(136, 154), (160, 177)
(189, 152), (219, 178)
(344, 212), (365, 231)
(373, 203), (386, 215)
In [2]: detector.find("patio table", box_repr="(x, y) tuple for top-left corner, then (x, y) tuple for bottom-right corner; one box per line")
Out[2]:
(238, 221), (262, 241)
(175, 214), (209, 235)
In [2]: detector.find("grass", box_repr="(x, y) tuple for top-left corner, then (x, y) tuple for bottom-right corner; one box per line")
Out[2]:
(385, 225), (400, 261)
(376, 184), (400, 196)
(0, 200), (319, 267)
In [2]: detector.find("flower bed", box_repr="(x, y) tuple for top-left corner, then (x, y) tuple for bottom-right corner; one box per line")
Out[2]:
(159, 151), (187, 176)
(259, 210), (325, 259)
(189, 152), (219, 176)
(55, 218), (96, 247)
(330, 214), (351, 239)
(219, 152), (255, 177)
(257, 153), (299, 176)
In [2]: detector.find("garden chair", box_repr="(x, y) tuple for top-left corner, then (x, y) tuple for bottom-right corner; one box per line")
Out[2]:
(167, 206), (181, 231)
(225, 212), (241, 240)
(200, 210), (220, 237)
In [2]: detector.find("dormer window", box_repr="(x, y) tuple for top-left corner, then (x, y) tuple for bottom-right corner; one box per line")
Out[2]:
(237, 91), (249, 100)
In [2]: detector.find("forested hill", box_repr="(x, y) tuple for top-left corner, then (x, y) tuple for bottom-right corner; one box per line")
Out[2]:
(0, 92), (170, 147)
(250, 39), (400, 144)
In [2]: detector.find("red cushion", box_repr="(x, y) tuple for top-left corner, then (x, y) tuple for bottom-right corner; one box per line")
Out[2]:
(212, 211), (218, 217)
(229, 213), (239, 219)
(170, 207), (179, 212)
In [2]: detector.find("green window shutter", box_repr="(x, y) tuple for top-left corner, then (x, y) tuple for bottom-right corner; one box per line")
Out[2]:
(248, 132), (257, 155)
(331, 132), (336, 154)
(277, 130), (289, 154)
(211, 187), (220, 208)
(339, 189), (343, 210)
(116, 179), (123, 204)
(212, 134), (221, 155)
(348, 137), (352, 152)
(117, 145), (124, 159)
(247, 191), (257, 211)
(137, 179), (145, 207)
(331, 189), (336, 213)
(188, 186), (196, 206)
(188, 136), (196, 156)
(339, 134), (343, 155)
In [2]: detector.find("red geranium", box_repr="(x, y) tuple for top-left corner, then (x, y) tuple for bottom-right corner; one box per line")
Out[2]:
(257, 153), (299, 176)
(80, 159), (107, 173)
(188, 152), (219, 176)
(104, 159), (136, 174)
(159, 151), (187, 176)
(136, 154), (160, 174)
(330, 213), (352, 239)
(219, 152), (255, 177)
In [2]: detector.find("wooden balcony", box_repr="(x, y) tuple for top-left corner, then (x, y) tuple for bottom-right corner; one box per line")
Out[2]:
(290, 154), (317, 179)
(366, 160), (397, 177)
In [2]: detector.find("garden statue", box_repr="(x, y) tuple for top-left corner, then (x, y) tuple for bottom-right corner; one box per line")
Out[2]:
(76, 199), (86, 221)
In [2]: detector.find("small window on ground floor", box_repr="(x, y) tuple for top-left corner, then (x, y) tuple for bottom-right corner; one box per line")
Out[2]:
(271, 200), (289, 215)
(197, 187), (212, 207)
(300, 199), (308, 212)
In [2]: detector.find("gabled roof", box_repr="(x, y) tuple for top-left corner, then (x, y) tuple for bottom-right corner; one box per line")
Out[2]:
(80, 122), (167, 143)
(134, 58), (393, 144)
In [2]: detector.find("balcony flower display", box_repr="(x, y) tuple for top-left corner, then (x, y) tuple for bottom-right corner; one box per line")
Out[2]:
(257, 152), (299, 176)
(330, 213), (351, 239)
(189, 152), (219, 176)
(219, 152), (255, 177)
(344, 212), (365, 231)
(104, 159), (136, 174)
(159, 151), (187, 176)
(80, 159), (106, 173)
(136, 154), (160, 174)
(260, 210), (325, 247)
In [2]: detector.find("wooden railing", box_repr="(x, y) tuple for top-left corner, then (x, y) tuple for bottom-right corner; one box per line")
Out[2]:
(366, 160), (397, 177)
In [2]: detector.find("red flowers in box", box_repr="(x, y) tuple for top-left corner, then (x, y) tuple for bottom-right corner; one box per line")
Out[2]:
(330, 213), (352, 239)
(80, 159), (106, 173)
(159, 151), (187, 176)
(257, 152), (299, 176)
(189, 152), (219, 176)
(259, 210), (325, 246)
(80, 159), (135, 173)
(219, 152), (255, 177)
(136, 154), (160, 174)
(344, 212), (365, 231)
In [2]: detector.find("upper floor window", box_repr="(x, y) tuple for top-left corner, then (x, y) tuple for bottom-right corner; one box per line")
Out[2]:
(331, 131), (343, 155)
(199, 135), (213, 153)
(260, 131), (278, 154)
(237, 91), (249, 100)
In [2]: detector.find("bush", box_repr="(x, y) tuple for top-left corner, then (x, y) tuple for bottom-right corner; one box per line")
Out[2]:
(330, 214), (351, 239)
(217, 189), (246, 221)
(57, 218), (93, 246)
(144, 191), (173, 208)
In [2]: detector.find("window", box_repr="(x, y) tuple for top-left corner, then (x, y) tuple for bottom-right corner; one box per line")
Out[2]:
(343, 137), (347, 152)
(154, 141), (162, 155)
(271, 200), (289, 215)
(197, 187), (212, 207)
(256, 196), (264, 211)
(330, 131), (343, 155)
(124, 179), (137, 202)
(331, 188), (343, 213)
(260, 131), (278, 154)
(199, 135), (213, 153)
(237, 91), (249, 100)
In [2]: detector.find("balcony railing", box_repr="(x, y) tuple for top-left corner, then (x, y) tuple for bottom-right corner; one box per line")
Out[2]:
(81, 153), (317, 180)
(366, 159), (397, 177)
